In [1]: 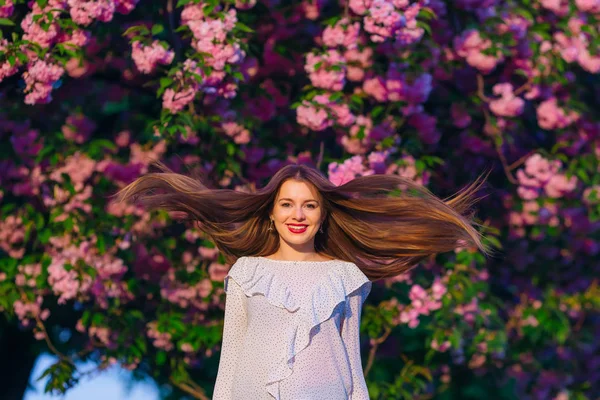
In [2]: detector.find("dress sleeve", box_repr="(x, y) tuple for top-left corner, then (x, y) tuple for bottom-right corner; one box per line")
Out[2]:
(341, 283), (371, 400)
(213, 275), (248, 400)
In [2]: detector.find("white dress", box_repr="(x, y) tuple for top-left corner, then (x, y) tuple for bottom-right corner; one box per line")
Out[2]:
(213, 256), (372, 400)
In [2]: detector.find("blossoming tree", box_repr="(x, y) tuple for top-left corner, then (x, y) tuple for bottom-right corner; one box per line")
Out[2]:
(1, 0), (600, 399)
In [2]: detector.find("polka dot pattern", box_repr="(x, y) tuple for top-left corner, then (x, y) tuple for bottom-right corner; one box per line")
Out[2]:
(213, 256), (372, 400)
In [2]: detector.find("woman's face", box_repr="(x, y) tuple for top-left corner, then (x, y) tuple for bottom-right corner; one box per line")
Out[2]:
(270, 179), (324, 247)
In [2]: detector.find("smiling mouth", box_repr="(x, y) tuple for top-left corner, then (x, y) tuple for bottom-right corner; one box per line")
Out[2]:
(287, 224), (308, 233)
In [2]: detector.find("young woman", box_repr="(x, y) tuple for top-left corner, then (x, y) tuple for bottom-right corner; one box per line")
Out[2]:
(114, 162), (492, 400)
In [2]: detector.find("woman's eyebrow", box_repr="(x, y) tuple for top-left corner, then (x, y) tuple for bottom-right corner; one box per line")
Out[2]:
(278, 198), (319, 203)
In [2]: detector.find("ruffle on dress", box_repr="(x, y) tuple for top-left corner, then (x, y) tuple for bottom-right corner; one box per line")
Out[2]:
(225, 256), (372, 400)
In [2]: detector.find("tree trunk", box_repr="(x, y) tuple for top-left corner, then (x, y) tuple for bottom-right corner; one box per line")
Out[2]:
(0, 321), (38, 400)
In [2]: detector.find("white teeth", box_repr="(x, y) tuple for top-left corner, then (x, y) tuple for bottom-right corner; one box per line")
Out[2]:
(288, 225), (307, 230)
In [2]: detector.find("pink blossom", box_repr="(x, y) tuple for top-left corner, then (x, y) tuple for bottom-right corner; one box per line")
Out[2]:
(536, 97), (579, 130)
(344, 47), (373, 81)
(22, 59), (64, 105)
(431, 339), (451, 352)
(302, 0), (326, 20)
(68, 0), (116, 25)
(575, 0), (600, 12)
(524, 154), (560, 183)
(131, 40), (174, 74)
(0, 39), (19, 82)
(209, 262), (229, 281)
(297, 102), (331, 131)
(539, 0), (569, 16)
(363, 76), (388, 102)
(330, 103), (355, 126)
(342, 116), (373, 154)
(146, 321), (174, 351)
(162, 87), (197, 114)
(328, 155), (375, 186)
(222, 121), (252, 144)
(48, 151), (96, 191)
(114, 0), (139, 14)
(235, 0), (257, 9)
(21, 12), (59, 48)
(62, 113), (96, 144)
(305, 50), (347, 91)
(180, 3), (205, 23)
(0, 215), (25, 258)
(349, 0), (372, 15)
(453, 29), (503, 74)
(363, 0), (405, 42)
(322, 18), (361, 50)
(367, 150), (389, 173)
(0, 0), (14, 17)
(544, 174), (577, 198)
(489, 83), (525, 117)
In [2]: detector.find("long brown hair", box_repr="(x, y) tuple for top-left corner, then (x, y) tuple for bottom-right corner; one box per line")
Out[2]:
(111, 161), (495, 281)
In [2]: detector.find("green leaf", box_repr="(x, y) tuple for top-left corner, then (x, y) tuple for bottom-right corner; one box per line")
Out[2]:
(235, 22), (254, 33)
(0, 18), (15, 26)
(156, 351), (167, 366)
(151, 24), (164, 35)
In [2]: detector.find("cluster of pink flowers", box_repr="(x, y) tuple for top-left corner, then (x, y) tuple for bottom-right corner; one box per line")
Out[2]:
(516, 153), (578, 200)
(574, 0), (600, 12)
(61, 113), (97, 144)
(322, 18), (361, 50)
(398, 279), (447, 328)
(489, 83), (525, 118)
(0, 39), (19, 81)
(454, 297), (481, 325)
(387, 153), (431, 186)
(328, 155), (375, 186)
(0, 0), (13, 17)
(296, 93), (355, 131)
(305, 50), (347, 91)
(161, 57), (239, 113)
(47, 253), (94, 305)
(509, 199), (560, 236)
(131, 40), (175, 74)
(536, 97), (581, 130)
(20, 0), (64, 48)
(7, 0), (139, 104)
(67, 0), (138, 25)
(0, 215), (26, 258)
(453, 29), (504, 74)
(222, 119), (252, 144)
(160, 271), (213, 309)
(349, 0), (425, 45)
(182, 4), (244, 71)
(22, 59), (65, 105)
(539, 0), (571, 17)
(13, 295), (50, 328)
(345, 46), (374, 81)
(15, 262), (42, 288)
(89, 252), (133, 309)
(146, 321), (174, 351)
(363, 70), (432, 105)
(68, 0), (115, 25)
(341, 115), (374, 154)
(48, 152), (97, 193)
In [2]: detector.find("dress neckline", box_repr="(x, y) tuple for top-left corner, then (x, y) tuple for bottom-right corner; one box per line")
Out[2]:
(255, 256), (340, 264)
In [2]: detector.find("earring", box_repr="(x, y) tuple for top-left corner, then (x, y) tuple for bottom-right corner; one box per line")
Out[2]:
(268, 219), (274, 231)
(319, 224), (323, 233)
